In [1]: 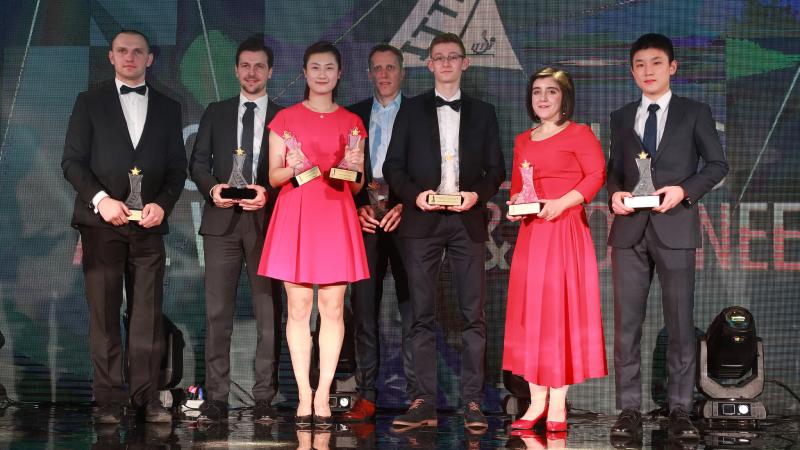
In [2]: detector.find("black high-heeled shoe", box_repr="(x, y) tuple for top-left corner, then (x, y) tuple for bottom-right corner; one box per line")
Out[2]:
(294, 414), (313, 429)
(313, 414), (334, 430)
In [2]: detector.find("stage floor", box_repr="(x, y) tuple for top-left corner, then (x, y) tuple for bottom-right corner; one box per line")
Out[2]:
(0, 404), (797, 449)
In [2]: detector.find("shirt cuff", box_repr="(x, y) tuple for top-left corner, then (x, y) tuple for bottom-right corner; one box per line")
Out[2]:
(91, 191), (109, 214)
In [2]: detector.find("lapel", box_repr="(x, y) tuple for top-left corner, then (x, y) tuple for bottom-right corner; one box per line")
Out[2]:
(623, 100), (648, 156)
(653, 94), (683, 164)
(361, 99), (373, 185)
(422, 91), (442, 170)
(458, 93), (471, 175)
(135, 83), (155, 151)
(104, 81), (135, 150)
(256, 99), (279, 181)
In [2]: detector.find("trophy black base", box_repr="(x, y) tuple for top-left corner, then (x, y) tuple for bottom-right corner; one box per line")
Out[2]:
(427, 193), (462, 206)
(220, 187), (257, 200)
(624, 195), (661, 209)
(508, 202), (541, 216)
(329, 167), (362, 183)
(291, 166), (322, 188)
(128, 210), (142, 222)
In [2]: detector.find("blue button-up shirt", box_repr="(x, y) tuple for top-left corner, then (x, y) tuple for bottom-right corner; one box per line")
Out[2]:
(369, 94), (402, 180)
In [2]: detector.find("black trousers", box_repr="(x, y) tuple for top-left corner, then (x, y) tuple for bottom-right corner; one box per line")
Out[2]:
(402, 214), (487, 404)
(612, 220), (697, 412)
(202, 212), (281, 404)
(349, 227), (416, 403)
(79, 225), (165, 407)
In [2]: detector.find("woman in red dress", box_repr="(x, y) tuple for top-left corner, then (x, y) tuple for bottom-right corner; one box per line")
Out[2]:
(503, 67), (607, 433)
(258, 41), (368, 428)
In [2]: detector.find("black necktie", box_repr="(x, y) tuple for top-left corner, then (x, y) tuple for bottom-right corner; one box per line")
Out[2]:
(435, 96), (462, 112)
(642, 103), (660, 155)
(241, 102), (256, 183)
(120, 85), (146, 95)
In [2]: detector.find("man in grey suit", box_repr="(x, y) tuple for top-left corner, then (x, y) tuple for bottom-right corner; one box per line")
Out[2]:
(607, 33), (728, 442)
(189, 36), (282, 423)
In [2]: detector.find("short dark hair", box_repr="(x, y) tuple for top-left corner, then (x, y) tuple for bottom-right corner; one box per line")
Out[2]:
(303, 41), (342, 100)
(629, 33), (675, 66)
(111, 29), (151, 53)
(368, 44), (403, 70)
(526, 67), (575, 126)
(428, 33), (466, 57)
(236, 36), (274, 68)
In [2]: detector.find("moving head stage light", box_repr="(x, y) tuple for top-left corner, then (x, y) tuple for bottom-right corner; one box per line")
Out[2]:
(697, 306), (766, 424)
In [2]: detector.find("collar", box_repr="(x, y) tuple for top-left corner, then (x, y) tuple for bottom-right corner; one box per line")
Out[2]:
(240, 93), (269, 110)
(641, 90), (672, 111)
(372, 92), (402, 112)
(434, 88), (461, 102)
(115, 78), (146, 93)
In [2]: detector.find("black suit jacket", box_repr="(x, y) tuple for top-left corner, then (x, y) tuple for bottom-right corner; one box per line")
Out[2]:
(383, 90), (505, 242)
(62, 80), (187, 234)
(189, 96), (283, 236)
(346, 95), (407, 209)
(606, 95), (728, 248)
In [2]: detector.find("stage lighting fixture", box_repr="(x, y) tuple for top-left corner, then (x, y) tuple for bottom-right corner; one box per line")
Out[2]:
(697, 306), (766, 424)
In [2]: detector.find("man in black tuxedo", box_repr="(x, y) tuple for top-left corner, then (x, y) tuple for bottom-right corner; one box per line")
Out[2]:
(384, 33), (505, 431)
(342, 44), (416, 422)
(189, 37), (283, 423)
(607, 34), (728, 441)
(62, 30), (187, 424)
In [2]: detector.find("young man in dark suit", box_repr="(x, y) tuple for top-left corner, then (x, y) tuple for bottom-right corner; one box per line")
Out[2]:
(62, 30), (187, 424)
(342, 44), (416, 422)
(383, 33), (505, 431)
(189, 37), (283, 423)
(607, 33), (728, 441)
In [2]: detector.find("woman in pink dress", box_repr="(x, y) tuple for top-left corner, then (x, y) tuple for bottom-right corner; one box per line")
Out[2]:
(503, 68), (607, 433)
(258, 41), (368, 428)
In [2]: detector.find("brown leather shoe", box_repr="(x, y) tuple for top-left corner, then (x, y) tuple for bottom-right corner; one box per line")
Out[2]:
(341, 398), (376, 422)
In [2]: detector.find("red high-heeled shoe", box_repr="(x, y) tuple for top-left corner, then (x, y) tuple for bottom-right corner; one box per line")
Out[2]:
(545, 419), (567, 432)
(510, 403), (548, 430)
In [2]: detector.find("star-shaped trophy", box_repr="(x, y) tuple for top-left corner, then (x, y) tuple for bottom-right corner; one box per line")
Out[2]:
(624, 151), (660, 208)
(508, 160), (542, 216)
(125, 166), (144, 221)
(283, 131), (321, 187)
(330, 127), (363, 183)
(220, 147), (257, 199)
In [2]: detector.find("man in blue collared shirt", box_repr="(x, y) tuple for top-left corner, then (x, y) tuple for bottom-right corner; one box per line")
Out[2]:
(342, 44), (416, 422)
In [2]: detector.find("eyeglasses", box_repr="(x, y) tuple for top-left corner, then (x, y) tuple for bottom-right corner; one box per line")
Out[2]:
(430, 54), (465, 64)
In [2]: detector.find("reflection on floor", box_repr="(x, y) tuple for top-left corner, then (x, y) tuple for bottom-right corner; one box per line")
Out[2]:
(0, 404), (796, 449)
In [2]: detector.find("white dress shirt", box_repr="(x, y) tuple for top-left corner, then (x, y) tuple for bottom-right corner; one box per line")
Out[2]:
(634, 90), (672, 149)
(369, 93), (402, 180)
(237, 93), (269, 182)
(92, 78), (149, 211)
(434, 89), (461, 193)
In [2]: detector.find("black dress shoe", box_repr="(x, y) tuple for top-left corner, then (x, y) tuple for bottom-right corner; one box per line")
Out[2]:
(392, 399), (437, 429)
(610, 409), (642, 438)
(668, 408), (699, 440)
(144, 403), (172, 423)
(93, 403), (122, 424)
(253, 400), (277, 423)
(197, 400), (228, 423)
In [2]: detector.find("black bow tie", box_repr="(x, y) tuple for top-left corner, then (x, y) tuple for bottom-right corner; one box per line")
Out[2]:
(435, 96), (462, 112)
(120, 85), (147, 95)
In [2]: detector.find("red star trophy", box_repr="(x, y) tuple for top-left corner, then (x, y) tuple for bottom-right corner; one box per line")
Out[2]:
(508, 160), (542, 216)
(329, 127), (363, 183)
(624, 151), (661, 208)
(125, 166), (144, 221)
(220, 148), (257, 199)
(427, 150), (463, 206)
(283, 131), (321, 188)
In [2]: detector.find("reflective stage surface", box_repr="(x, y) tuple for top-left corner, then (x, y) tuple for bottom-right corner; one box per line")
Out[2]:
(0, 405), (797, 449)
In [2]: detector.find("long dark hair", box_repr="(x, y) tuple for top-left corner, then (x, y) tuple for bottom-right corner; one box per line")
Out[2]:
(303, 41), (342, 100)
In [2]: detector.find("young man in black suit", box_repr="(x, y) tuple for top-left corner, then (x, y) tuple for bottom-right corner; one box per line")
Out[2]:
(189, 37), (283, 423)
(342, 44), (416, 422)
(62, 30), (187, 424)
(383, 33), (505, 431)
(607, 33), (728, 441)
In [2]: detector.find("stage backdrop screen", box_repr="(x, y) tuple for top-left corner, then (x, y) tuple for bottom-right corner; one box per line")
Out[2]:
(1, 0), (798, 415)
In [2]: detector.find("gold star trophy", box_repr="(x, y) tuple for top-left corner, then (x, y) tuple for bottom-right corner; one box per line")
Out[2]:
(220, 147), (257, 199)
(330, 127), (364, 183)
(508, 160), (542, 216)
(427, 150), (463, 206)
(624, 151), (661, 208)
(283, 131), (321, 187)
(125, 166), (144, 221)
